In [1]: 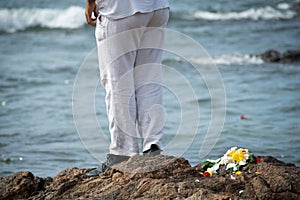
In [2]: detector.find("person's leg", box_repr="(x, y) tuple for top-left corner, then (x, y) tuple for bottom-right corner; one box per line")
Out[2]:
(134, 8), (169, 153)
(135, 64), (164, 153)
(85, 15), (141, 177)
(97, 13), (153, 156)
(101, 18), (139, 156)
(103, 77), (139, 156)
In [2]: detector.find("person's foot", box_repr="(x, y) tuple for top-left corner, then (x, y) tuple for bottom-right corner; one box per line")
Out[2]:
(143, 144), (161, 157)
(84, 154), (130, 178)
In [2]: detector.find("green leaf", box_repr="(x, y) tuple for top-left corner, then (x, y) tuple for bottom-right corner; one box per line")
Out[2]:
(248, 154), (255, 163)
(201, 161), (215, 169)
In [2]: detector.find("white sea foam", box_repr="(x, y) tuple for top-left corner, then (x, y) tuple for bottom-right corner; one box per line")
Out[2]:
(0, 6), (85, 33)
(192, 6), (296, 21)
(214, 54), (264, 65)
(277, 3), (290, 10)
(192, 53), (264, 66)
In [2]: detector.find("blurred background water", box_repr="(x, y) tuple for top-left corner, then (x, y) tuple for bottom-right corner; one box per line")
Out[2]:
(0, 0), (299, 177)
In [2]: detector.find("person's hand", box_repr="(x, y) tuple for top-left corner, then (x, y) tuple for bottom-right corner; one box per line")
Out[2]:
(85, 0), (98, 27)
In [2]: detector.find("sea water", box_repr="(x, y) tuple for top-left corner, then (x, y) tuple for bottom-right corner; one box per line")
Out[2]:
(0, 0), (299, 177)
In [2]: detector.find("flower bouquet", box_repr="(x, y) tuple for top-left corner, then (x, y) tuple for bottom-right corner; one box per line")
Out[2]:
(200, 147), (261, 177)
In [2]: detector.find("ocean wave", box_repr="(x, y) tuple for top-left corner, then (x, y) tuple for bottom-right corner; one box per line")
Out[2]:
(214, 54), (264, 65)
(191, 6), (296, 21)
(0, 6), (85, 33)
(192, 54), (264, 65)
(1, 5), (296, 33)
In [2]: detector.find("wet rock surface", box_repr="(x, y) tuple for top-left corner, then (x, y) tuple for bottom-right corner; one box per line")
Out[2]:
(260, 49), (300, 63)
(0, 155), (299, 200)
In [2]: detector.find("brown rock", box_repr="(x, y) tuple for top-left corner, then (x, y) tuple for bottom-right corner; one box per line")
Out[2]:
(0, 155), (299, 200)
(0, 171), (51, 200)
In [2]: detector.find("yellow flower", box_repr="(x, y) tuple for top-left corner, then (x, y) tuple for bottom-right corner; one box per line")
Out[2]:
(232, 149), (246, 162)
(235, 171), (242, 175)
(227, 149), (236, 157)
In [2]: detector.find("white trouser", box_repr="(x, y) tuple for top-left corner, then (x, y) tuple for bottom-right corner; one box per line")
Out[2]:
(95, 9), (169, 156)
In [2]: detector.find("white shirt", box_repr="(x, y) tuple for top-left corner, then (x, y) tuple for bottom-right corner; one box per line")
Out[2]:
(97, 0), (169, 19)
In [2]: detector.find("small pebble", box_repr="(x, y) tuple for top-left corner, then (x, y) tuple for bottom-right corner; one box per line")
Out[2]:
(195, 179), (200, 182)
(64, 80), (70, 85)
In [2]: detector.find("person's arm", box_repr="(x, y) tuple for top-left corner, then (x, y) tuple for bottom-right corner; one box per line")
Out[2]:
(85, 0), (98, 27)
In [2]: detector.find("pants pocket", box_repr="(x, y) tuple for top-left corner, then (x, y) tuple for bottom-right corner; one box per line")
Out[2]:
(95, 16), (106, 42)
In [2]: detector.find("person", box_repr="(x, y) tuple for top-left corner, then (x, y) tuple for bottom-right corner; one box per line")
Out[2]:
(84, 0), (169, 177)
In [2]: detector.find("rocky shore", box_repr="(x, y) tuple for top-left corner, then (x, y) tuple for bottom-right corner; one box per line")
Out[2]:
(0, 155), (299, 200)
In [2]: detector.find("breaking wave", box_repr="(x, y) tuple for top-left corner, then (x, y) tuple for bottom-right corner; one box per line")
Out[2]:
(0, 4), (297, 33)
(190, 6), (296, 21)
(0, 6), (86, 33)
(192, 53), (264, 65)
